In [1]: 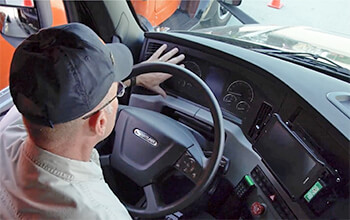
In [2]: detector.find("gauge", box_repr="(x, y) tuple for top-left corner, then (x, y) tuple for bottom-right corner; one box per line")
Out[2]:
(177, 61), (202, 88)
(227, 80), (254, 103)
(178, 79), (187, 88)
(223, 94), (237, 103)
(183, 61), (202, 78)
(236, 101), (250, 112)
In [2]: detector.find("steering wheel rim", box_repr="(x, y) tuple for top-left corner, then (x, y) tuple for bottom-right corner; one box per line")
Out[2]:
(115, 62), (224, 218)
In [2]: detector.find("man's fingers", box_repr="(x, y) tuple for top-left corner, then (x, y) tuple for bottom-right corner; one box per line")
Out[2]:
(152, 86), (167, 98)
(167, 54), (185, 64)
(149, 44), (167, 60)
(159, 47), (179, 62)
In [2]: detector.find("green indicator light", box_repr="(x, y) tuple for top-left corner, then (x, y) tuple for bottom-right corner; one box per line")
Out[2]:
(304, 181), (323, 203)
(244, 175), (254, 186)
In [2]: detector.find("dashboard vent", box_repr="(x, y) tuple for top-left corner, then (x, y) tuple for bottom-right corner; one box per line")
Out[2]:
(144, 42), (162, 60)
(248, 102), (272, 140)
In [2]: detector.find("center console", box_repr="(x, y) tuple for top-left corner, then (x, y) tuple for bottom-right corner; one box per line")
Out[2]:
(233, 113), (344, 219)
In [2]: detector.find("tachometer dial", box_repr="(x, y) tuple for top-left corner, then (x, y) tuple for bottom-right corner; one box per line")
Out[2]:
(227, 80), (254, 103)
(177, 61), (202, 88)
(183, 61), (202, 78)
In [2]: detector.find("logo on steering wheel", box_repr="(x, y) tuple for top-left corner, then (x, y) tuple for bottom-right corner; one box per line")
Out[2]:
(133, 128), (158, 147)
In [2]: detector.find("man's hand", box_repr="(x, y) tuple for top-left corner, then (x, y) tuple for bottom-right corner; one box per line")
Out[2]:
(128, 44), (185, 98)
(135, 73), (173, 98)
(144, 44), (185, 64)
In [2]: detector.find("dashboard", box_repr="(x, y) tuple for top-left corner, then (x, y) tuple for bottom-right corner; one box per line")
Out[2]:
(129, 31), (350, 219)
(141, 37), (286, 126)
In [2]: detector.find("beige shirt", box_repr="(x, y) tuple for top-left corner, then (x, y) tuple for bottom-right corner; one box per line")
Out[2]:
(0, 107), (132, 220)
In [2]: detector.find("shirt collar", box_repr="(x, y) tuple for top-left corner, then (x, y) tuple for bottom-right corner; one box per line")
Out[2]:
(22, 139), (104, 182)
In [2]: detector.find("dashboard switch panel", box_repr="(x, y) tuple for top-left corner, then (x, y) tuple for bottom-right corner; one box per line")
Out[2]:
(235, 175), (255, 199)
(251, 166), (296, 219)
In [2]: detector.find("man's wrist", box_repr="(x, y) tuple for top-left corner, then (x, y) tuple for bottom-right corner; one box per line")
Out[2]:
(130, 76), (137, 87)
(122, 76), (137, 88)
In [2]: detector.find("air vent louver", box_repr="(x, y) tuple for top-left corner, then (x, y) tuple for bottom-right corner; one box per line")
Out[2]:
(248, 102), (273, 139)
(144, 42), (162, 60)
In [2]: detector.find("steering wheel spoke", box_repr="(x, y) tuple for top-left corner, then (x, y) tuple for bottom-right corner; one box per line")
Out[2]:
(143, 183), (163, 212)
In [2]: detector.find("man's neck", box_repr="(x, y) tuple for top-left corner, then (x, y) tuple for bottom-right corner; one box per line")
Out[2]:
(27, 137), (95, 162)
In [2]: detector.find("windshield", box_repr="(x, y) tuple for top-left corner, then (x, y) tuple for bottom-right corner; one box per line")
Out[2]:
(131, 0), (350, 71)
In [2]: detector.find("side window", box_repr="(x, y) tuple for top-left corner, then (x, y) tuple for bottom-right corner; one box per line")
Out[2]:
(0, 0), (67, 92)
(0, 0), (67, 119)
(130, 0), (242, 32)
(0, 1), (37, 117)
(2, 7), (37, 92)
(0, 4), (40, 92)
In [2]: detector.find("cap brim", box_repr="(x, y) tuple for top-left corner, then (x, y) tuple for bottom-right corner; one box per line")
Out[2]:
(106, 43), (133, 81)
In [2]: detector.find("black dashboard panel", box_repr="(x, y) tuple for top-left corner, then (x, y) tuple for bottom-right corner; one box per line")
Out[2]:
(139, 36), (287, 126)
(135, 32), (350, 219)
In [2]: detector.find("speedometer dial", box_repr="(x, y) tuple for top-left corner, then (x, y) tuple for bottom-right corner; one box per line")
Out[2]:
(227, 80), (254, 103)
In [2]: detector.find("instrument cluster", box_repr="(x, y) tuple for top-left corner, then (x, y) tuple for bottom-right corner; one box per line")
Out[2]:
(223, 80), (254, 113)
(164, 60), (256, 119)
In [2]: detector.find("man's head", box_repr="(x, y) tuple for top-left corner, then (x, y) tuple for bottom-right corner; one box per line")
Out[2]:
(9, 23), (133, 150)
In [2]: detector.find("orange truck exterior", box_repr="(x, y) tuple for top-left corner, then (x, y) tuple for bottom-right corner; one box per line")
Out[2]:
(0, 12), (16, 91)
(131, 0), (181, 27)
(0, 24), (15, 90)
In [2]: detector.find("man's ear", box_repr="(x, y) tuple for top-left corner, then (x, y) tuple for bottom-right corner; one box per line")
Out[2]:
(88, 111), (107, 137)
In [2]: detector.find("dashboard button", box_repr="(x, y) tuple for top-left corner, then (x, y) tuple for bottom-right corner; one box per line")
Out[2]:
(251, 202), (265, 216)
(269, 194), (276, 202)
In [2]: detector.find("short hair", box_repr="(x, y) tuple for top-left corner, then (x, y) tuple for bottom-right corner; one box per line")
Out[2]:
(23, 117), (84, 147)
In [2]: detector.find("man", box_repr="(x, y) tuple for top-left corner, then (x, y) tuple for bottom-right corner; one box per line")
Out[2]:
(0, 23), (184, 219)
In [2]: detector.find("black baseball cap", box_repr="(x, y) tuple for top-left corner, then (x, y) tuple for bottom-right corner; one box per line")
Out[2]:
(10, 23), (133, 127)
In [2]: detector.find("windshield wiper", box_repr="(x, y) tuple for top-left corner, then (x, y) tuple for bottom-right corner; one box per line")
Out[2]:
(256, 49), (344, 68)
(253, 49), (350, 80)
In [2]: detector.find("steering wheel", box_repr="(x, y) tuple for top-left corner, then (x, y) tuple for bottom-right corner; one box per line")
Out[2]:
(102, 62), (224, 218)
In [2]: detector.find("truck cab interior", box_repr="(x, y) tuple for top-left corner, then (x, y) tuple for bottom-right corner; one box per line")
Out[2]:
(0, 0), (349, 219)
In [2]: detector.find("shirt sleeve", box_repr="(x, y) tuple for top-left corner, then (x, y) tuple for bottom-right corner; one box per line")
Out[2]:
(0, 106), (27, 146)
(0, 106), (23, 131)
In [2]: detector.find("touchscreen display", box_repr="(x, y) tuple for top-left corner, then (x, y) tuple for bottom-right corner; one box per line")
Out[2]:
(255, 118), (317, 198)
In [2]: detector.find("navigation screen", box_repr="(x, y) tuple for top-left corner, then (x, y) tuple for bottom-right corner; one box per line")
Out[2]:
(254, 116), (317, 198)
